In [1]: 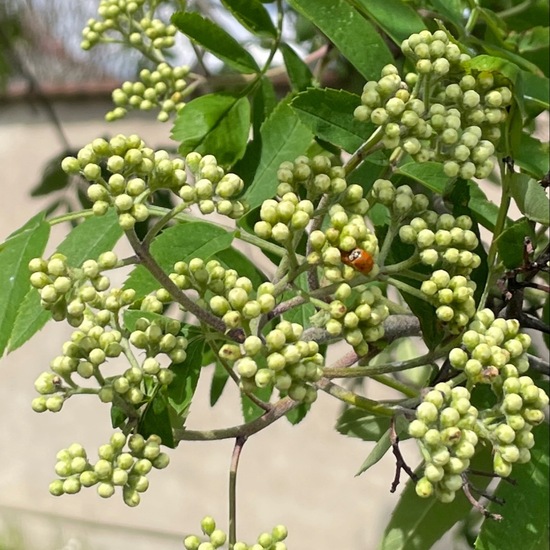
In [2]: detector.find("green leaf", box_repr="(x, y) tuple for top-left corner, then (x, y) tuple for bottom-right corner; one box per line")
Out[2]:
(30, 151), (72, 197)
(511, 176), (550, 225)
(124, 222), (234, 298)
(286, 0), (393, 80)
(336, 408), (391, 440)
(138, 392), (175, 448)
(496, 218), (535, 269)
(429, 0), (465, 30)
(356, 416), (409, 476)
(467, 180), (503, 231)
(507, 26), (550, 54)
(280, 43), (314, 92)
(8, 210), (123, 352)
(57, 210), (123, 265)
(285, 402), (310, 425)
(172, 93), (251, 167)
(123, 309), (167, 331)
(353, 0), (425, 44)
(380, 446), (494, 550)
(221, 0), (277, 37)
(514, 133), (550, 179)
(166, 329), (204, 416)
(348, 150), (391, 194)
(210, 360), (230, 406)
(290, 88), (375, 153)
(396, 162), (449, 194)
(241, 385), (273, 422)
(171, 11), (260, 73)
(244, 101), (313, 209)
(0, 212), (50, 356)
(522, 71), (550, 110)
(475, 423), (549, 550)
(280, 272), (315, 327)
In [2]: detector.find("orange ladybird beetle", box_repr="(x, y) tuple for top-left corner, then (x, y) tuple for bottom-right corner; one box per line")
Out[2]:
(340, 248), (374, 275)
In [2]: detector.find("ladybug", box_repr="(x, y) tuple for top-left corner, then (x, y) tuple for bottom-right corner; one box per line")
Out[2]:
(340, 248), (374, 275)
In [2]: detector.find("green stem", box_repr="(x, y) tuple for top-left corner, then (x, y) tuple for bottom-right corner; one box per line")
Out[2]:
(478, 158), (512, 309)
(344, 127), (384, 175)
(378, 221), (400, 267)
(386, 277), (431, 304)
(229, 436), (246, 548)
(142, 202), (187, 248)
(48, 209), (95, 226)
(370, 374), (419, 398)
(498, 0), (535, 19)
(322, 344), (453, 377)
(315, 378), (396, 416)
(381, 254), (420, 275)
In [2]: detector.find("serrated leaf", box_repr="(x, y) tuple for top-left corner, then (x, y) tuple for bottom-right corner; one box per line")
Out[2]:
(241, 385), (273, 422)
(507, 26), (550, 53)
(124, 222), (234, 298)
(380, 447), (494, 550)
(122, 310), (167, 331)
(496, 218), (535, 269)
(514, 134), (550, 179)
(221, 0), (276, 37)
(286, 0), (393, 80)
(356, 416), (408, 476)
(30, 151), (73, 197)
(467, 180), (504, 231)
(280, 43), (314, 92)
(0, 212), (50, 356)
(475, 423), (549, 550)
(522, 71), (550, 110)
(429, 0), (465, 29)
(336, 408), (391, 440)
(285, 402), (310, 425)
(166, 329), (203, 416)
(354, 0), (425, 44)
(138, 392), (175, 448)
(8, 210), (123, 352)
(291, 88), (375, 153)
(244, 101), (313, 209)
(396, 162), (449, 194)
(210, 360), (230, 406)
(171, 11), (259, 73)
(172, 93), (250, 167)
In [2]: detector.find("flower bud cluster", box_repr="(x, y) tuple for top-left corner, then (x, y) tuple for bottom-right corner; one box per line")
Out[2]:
(487, 374), (548, 477)
(420, 271), (476, 333)
(254, 192), (315, 244)
(31, 315), (186, 412)
(183, 516), (288, 550)
(369, 179), (429, 219)
(354, 30), (513, 180)
(307, 205), (379, 283)
(48, 433), (170, 507)
(276, 155), (349, 201)
(222, 320), (323, 403)
(409, 383), (479, 503)
(170, 261), (276, 328)
(29, 252), (122, 326)
(448, 309), (532, 383)
(108, 63), (190, 122)
(179, 153), (247, 219)
(325, 285), (389, 355)
(399, 212), (481, 275)
(81, 0), (177, 53)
